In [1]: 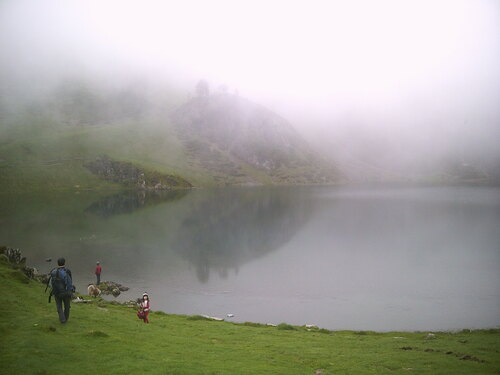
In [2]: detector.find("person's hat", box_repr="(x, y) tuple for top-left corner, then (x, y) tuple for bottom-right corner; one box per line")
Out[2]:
(96, 261), (100, 264)
(142, 292), (149, 297)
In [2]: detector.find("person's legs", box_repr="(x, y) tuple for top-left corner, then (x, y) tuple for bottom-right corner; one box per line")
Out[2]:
(63, 295), (71, 322)
(96, 274), (100, 285)
(144, 311), (149, 323)
(55, 296), (66, 323)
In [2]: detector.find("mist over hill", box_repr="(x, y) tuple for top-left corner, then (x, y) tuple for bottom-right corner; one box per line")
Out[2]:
(1, 0), (499, 188)
(172, 92), (340, 185)
(0, 79), (341, 192)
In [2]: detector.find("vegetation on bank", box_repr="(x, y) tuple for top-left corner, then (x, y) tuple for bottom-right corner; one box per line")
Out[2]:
(0, 121), (203, 193)
(0, 257), (499, 374)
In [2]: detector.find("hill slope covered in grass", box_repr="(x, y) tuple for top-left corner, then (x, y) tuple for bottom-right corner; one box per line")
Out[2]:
(0, 82), (341, 193)
(1, 257), (499, 375)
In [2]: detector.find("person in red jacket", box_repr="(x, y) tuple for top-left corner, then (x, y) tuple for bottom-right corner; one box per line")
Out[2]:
(139, 293), (150, 323)
(95, 261), (102, 285)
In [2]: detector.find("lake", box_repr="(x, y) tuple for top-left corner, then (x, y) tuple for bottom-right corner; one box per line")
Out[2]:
(1, 185), (498, 331)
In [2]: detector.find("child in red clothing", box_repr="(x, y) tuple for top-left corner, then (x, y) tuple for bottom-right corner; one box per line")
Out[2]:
(139, 293), (150, 323)
(95, 261), (102, 285)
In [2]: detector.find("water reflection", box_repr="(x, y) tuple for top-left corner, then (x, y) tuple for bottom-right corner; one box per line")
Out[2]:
(173, 188), (313, 282)
(1, 186), (498, 330)
(0, 187), (313, 284)
(85, 190), (188, 217)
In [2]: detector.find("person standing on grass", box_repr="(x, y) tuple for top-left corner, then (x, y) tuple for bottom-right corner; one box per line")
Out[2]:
(95, 261), (102, 285)
(139, 293), (150, 323)
(47, 257), (74, 324)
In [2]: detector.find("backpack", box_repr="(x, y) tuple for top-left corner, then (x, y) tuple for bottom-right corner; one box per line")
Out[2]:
(45, 268), (74, 302)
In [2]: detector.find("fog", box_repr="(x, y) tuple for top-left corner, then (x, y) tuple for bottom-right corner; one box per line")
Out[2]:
(1, 0), (499, 175)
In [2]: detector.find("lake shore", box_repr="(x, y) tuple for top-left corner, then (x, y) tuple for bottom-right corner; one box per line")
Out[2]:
(1, 252), (499, 374)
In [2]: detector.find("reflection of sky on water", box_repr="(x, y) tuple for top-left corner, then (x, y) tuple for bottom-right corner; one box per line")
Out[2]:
(0, 186), (498, 331)
(173, 189), (312, 283)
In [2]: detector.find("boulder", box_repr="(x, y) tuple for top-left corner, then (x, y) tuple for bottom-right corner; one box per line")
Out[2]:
(97, 281), (129, 297)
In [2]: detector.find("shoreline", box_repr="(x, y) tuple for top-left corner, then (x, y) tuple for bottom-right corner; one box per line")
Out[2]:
(2, 245), (498, 334)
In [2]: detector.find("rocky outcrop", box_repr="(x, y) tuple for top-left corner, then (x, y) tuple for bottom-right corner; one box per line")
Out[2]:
(0, 246), (39, 281)
(85, 156), (192, 190)
(97, 281), (129, 297)
(171, 94), (341, 185)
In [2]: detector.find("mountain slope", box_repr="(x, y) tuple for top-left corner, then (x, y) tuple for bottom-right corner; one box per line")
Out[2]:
(172, 94), (340, 186)
(0, 84), (341, 192)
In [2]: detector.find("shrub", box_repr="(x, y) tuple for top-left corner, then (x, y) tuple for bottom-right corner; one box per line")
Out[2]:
(277, 323), (296, 331)
(243, 322), (266, 328)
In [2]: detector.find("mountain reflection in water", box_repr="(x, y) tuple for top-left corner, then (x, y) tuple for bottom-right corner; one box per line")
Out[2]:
(85, 190), (188, 218)
(1, 186), (498, 331)
(173, 189), (312, 282)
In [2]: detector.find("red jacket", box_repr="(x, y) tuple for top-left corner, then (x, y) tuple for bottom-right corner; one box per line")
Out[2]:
(95, 265), (102, 275)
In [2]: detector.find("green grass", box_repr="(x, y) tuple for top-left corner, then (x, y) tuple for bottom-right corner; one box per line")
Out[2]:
(0, 106), (341, 193)
(0, 260), (499, 374)
(0, 118), (216, 193)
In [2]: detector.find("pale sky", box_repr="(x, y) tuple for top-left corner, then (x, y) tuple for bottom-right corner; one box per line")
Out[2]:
(1, 0), (499, 165)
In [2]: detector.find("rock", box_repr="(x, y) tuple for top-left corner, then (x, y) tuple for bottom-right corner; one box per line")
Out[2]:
(23, 266), (37, 279)
(85, 156), (192, 190)
(201, 315), (223, 321)
(73, 296), (91, 303)
(97, 281), (129, 297)
(37, 274), (50, 284)
(0, 247), (26, 265)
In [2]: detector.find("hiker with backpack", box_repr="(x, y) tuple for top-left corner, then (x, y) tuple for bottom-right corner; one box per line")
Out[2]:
(46, 257), (75, 323)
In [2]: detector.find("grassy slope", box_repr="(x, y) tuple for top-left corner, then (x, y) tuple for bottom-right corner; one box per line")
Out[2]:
(1, 261), (499, 375)
(0, 118), (218, 193)
(0, 103), (340, 192)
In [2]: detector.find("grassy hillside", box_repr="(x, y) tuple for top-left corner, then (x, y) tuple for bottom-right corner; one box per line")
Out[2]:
(0, 83), (341, 193)
(1, 258), (499, 374)
(0, 119), (211, 193)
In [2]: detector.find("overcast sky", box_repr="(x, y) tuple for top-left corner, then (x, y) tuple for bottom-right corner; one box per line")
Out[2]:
(1, 0), (499, 166)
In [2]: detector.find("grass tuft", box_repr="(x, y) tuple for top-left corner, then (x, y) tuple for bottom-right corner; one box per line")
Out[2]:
(242, 322), (266, 328)
(87, 330), (109, 338)
(277, 323), (297, 331)
(186, 315), (212, 321)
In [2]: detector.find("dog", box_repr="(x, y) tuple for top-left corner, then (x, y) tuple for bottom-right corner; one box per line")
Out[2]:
(87, 284), (101, 298)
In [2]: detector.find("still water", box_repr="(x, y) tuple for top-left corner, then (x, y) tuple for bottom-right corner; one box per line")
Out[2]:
(1, 185), (498, 331)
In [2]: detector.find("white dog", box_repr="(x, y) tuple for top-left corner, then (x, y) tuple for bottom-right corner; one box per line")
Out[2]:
(87, 284), (101, 298)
